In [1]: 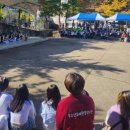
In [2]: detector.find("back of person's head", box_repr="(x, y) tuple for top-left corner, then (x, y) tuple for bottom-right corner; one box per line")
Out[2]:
(16, 84), (29, 100)
(0, 76), (9, 92)
(10, 84), (29, 112)
(46, 84), (61, 110)
(117, 90), (130, 130)
(64, 72), (85, 95)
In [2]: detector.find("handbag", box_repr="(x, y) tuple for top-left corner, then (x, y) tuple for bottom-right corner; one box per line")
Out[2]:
(102, 120), (122, 130)
(101, 125), (111, 130)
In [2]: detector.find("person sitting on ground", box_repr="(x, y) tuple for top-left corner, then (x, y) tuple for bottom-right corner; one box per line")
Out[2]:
(10, 84), (36, 130)
(0, 76), (13, 116)
(0, 115), (9, 130)
(120, 32), (127, 42)
(56, 72), (95, 130)
(105, 90), (130, 130)
(0, 76), (13, 130)
(0, 34), (4, 43)
(40, 84), (61, 130)
(16, 32), (20, 41)
(24, 33), (28, 41)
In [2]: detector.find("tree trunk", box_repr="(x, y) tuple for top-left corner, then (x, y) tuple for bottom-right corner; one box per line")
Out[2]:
(18, 9), (21, 27)
(58, 14), (61, 28)
(65, 9), (68, 27)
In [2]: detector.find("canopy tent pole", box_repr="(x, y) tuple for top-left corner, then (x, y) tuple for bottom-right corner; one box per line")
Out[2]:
(126, 21), (128, 27)
(72, 20), (74, 28)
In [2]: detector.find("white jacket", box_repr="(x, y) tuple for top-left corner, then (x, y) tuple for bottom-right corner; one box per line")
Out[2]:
(40, 100), (56, 130)
(0, 115), (9, 130)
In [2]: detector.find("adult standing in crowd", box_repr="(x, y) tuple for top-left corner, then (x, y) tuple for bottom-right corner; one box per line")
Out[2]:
(105, 90), (130, 130)
(56, 72), (95, 130)
(40, 84), (61, 130)
(10, 84), (36, 130)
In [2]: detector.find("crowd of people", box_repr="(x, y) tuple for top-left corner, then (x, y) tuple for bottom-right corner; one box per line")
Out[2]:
(0, 31), (28, 44)
(60, 22), (130, 42)
(0, 73), (130, 130)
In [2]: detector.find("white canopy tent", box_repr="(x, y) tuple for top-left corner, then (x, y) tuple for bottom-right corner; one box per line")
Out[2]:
(107, 13), (130, 21)
(67, 13), (106, 21)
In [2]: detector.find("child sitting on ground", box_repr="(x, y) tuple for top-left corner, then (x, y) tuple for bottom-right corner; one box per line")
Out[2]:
(40, 84), (61, 130)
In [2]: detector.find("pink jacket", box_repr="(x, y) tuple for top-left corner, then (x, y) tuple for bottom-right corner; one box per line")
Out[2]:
(105, 104), (130, 130)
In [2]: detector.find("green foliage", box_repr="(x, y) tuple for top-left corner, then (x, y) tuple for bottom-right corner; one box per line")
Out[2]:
(39, 0), (104, 26)
(20, 11), (34, 21)
(40, 0), (62, 17)
(39, 0), (80, 17)
(62, 0), (79, 17)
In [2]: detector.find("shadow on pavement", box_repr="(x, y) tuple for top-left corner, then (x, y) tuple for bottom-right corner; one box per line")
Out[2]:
(0, 38), (125, 130)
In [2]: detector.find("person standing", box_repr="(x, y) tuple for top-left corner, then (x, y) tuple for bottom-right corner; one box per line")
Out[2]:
(120, 32), (127, 42)
(56, 72), (95, 130)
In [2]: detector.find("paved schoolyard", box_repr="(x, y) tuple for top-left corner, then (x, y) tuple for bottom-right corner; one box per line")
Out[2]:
(0, 38), (130, 130)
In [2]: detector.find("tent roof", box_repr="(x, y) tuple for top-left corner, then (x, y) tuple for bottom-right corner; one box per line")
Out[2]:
(67, 13), (86, 20)
(67, 13), (106, 21)
(107, 13), (130, 21)
(0, 0), (40, 14)
(96, 13), (106, 21)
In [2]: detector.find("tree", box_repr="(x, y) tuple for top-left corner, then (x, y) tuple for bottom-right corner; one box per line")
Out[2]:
(38, 0), (104, 27)
(0, 4), (6, 21)
(95, 0), (129, 17)
(78, 0), (103, 12)
(39, 0), (93, 25)
(39, 0), (62, 26)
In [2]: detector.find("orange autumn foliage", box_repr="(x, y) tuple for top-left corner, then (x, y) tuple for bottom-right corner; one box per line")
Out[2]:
(96, 0), (129, 17)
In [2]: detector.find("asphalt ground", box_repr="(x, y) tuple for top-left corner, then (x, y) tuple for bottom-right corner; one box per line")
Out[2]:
(0, 38), (130, 130)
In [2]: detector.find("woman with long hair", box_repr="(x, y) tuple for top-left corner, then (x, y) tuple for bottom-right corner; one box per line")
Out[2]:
(10, 84), (36, 130)
(105, 90), (130, 130)
(40, 84), (61, 130)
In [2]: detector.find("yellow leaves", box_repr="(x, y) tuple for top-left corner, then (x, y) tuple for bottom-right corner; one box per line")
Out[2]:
(25, 14), (34, 21)
(122, 10), (130, 14)
(95, 0), (128, 17)
(0, 6), (7, 18)
(20, 12), (34, 21)
(120, 0), (127, 7)
(111, 0), (127, 10)
(95, 2), (114, 16)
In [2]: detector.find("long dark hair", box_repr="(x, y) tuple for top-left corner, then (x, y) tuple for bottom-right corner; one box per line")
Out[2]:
(46, 84), (61, 110)
(117, 90), (130, 130)
(10, 84), (29, 112)
(0, 76), (9, 92)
